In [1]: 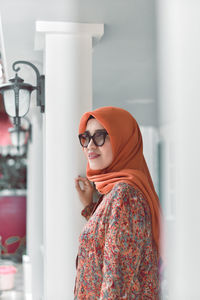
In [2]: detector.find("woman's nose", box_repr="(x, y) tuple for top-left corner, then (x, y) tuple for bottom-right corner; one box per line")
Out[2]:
(87, 138), (97, 149)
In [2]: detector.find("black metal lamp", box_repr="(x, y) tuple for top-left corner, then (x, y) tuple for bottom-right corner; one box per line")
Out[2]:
(0, 61), (45, 126)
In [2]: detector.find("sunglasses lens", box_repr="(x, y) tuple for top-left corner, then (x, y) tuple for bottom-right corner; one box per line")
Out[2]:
(79, 134), (90, 147)
(93, 132), (106, 146)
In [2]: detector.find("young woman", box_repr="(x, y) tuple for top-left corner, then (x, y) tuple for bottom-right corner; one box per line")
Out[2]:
(74, 106), (161, 299)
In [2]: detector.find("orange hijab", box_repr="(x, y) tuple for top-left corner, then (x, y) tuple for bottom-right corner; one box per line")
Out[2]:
(79, 106), (161, 255)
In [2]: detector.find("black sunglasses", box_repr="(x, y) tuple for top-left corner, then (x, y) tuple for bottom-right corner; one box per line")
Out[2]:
(78, 130), (108, 147)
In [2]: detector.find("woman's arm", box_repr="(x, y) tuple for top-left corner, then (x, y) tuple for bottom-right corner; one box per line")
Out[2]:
(75, 176), (95, 220)
(81, 202), (97, 220)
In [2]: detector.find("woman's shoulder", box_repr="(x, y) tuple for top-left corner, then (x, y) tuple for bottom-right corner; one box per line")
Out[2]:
(111, 182), (144, 200)
(103, 182), (150, 223)
(103, 182), (147, 209)
(106, 182), (151, 222)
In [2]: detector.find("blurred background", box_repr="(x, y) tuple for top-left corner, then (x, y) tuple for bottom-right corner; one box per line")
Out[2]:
(0, 0), (199, 299)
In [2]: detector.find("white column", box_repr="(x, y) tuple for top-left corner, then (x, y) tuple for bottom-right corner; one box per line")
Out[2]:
(35, 21), (104, 300)
(27, 108), (44, 300)
(157, 1), (200, 299)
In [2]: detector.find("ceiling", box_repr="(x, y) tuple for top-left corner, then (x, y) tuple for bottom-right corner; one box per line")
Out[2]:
(0, 0), (158, 126)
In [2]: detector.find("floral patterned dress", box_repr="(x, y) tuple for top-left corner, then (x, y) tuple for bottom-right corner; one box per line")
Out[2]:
(74, 182), (160, 299)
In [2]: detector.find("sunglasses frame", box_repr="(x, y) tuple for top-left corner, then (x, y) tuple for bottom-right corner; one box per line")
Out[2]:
(78, 130), (108, 148)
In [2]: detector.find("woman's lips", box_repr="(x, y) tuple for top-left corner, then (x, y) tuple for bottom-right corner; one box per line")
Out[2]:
(88, 153), (100, 160)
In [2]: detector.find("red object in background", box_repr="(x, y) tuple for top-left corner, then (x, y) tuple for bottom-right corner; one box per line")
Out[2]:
(0, 196), (26, 254)
(0, 112), (13, 146)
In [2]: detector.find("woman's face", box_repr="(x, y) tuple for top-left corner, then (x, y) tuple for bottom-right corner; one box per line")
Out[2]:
(83, 118), (113, 170)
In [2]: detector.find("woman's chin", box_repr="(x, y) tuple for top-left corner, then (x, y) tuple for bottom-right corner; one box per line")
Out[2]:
(88, 161), (104, 170)
(89, 164), (102, 170)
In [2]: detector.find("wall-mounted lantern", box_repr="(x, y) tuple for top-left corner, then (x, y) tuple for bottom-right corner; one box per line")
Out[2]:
(0, 61), (45, 126)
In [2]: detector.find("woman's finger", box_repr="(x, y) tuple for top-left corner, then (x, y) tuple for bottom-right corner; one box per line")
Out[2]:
(75, 179), (83, 193)
(76, 176), (91, 187)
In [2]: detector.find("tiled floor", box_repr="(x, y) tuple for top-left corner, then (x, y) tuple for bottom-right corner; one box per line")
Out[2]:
(0, 263), (30, 300)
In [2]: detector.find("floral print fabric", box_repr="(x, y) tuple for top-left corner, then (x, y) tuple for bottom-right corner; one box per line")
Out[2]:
(74, 183), (160, 299)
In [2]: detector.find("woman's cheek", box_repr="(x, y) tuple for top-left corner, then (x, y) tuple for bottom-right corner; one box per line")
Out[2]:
(83, 148), (88, 159)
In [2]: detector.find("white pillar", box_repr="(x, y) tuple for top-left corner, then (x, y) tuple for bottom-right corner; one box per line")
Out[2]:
(35, 21), (104, 300)
(27, 108), (44, 300)
(157, 1), (200, 299)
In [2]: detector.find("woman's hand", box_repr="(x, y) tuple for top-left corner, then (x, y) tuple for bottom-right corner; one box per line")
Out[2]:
(75, 176), (94, 208)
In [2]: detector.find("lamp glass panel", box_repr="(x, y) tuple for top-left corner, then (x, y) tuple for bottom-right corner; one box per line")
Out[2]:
(19, 89), (31, 117)
(10, 130), (26, 147)
(3, 89), (16, 117)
